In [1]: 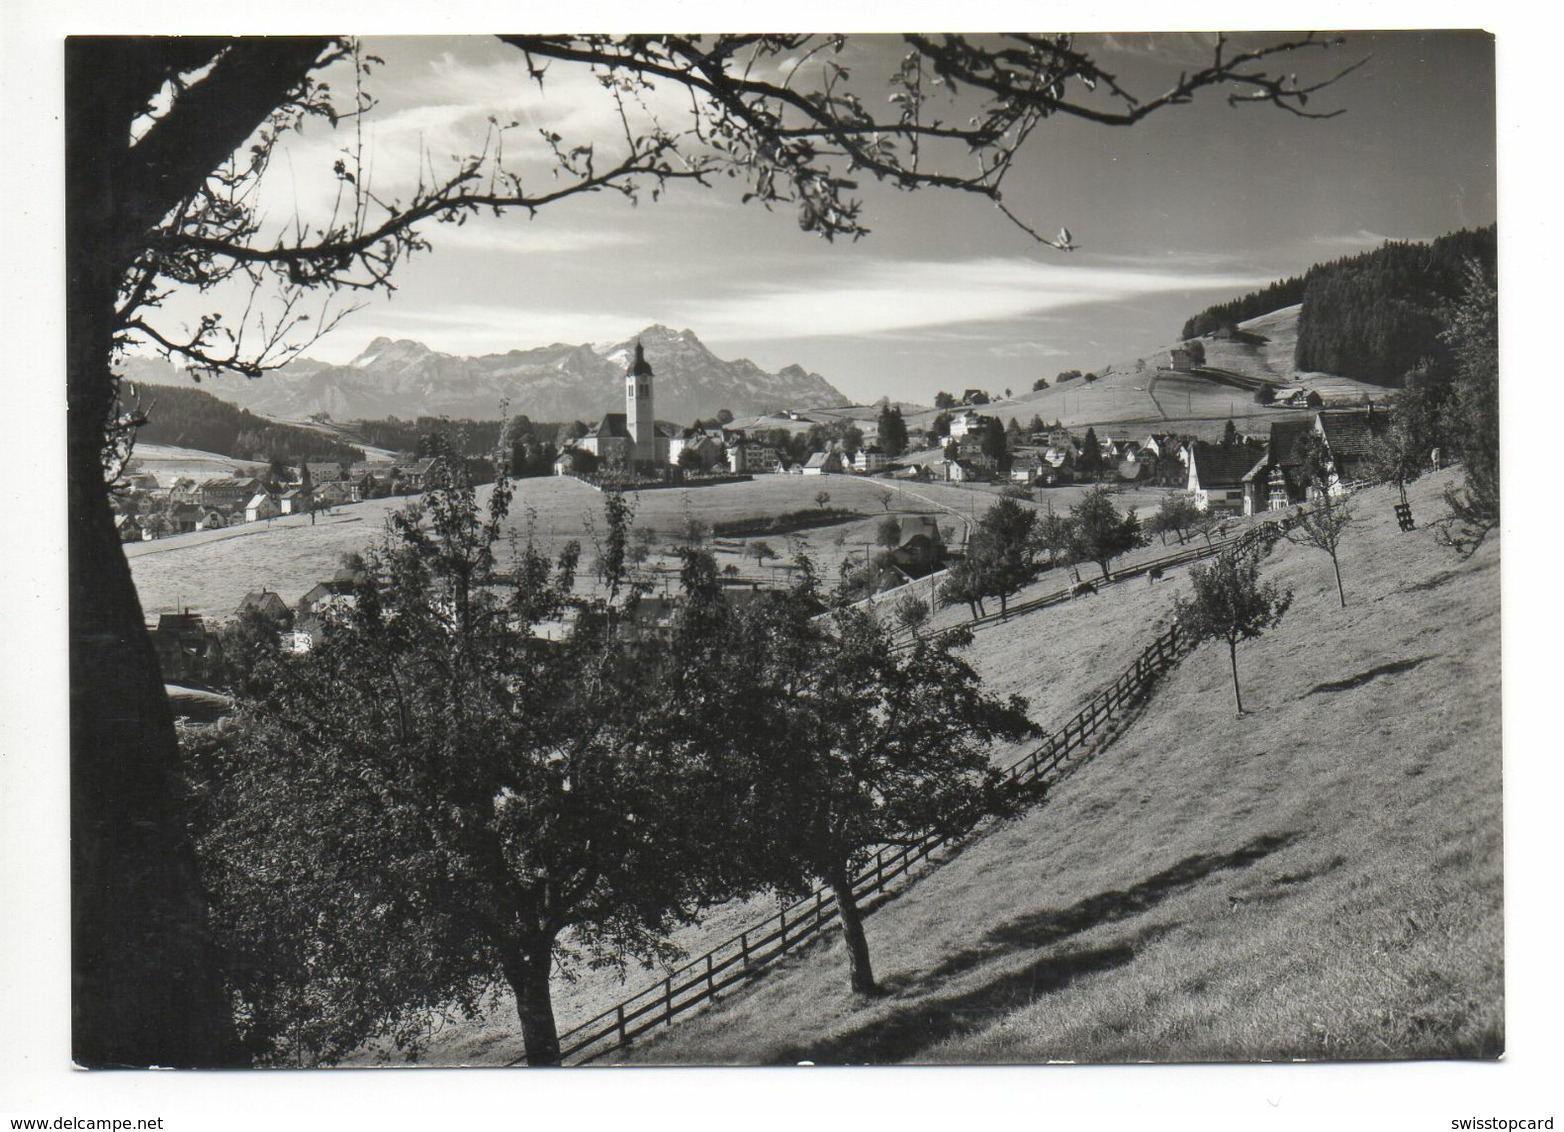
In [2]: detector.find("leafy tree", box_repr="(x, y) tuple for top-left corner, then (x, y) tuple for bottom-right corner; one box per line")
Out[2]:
(814, 490), (832, 510)
(1028, 413), (1047, 433)
(733, 595), (1036, 993)
(933, 391), (956, 410)
(1184, 340), (1208, 366)
(1287, 490), (1355, 607)
(1435, 258), (1500, 555)
(894, 591), (932, 639)
(1031, 377), (1050, 392)
(677, 446), (703, 472)
(192, 448), (739, 1066)
(1174, 550), (1293, 714)
(716, 408), (735, 425)
(751, 540), (780, 571)
(68, 32), (1358, 1066)
(1067, 487), (1145, 581)
(1032, 504), (1075, 568)
(1149, 492), (1202, 546)
(967, 390), (991, 406)
(1222, 419), (1239, 448)
(1056, 369), (1082, 384)
(877, 515), (904, 549)
(931, 410), (954, 438)
(965, 497), (1038, 617)
(877, 404), (909, 458)
(1082, 371), (1098, 384)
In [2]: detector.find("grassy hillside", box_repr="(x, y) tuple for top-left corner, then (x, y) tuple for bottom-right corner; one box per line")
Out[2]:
(609, 469), (1500, 1064)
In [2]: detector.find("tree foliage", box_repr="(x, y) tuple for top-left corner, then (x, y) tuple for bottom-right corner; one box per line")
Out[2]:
(1067, 487), (1145, 580)
(1434, 258), (1500, 555)
(877, 403), (909, 458)
(1174, 549), (1293, 714)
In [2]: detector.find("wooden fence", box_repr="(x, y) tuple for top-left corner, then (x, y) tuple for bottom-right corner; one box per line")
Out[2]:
(538, 622), (1189, 1066)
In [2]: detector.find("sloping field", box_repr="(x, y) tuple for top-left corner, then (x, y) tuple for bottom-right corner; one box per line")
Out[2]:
(128, 472), (936, 619)
(347, 491), (1217, 1066)
(612, 469), (1501, 1064)
(130, 442), (257, 484)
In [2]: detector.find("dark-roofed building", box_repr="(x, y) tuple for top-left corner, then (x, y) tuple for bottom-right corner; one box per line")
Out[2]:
(305, 461), (346, 483)
(577, 411), (634, 468)
(1315, 407), (1389, 488)
(1186, 443), (1266, 513)
(236, 590), (293, 628)
(889, 515), (945, 573)
(152, 612), (223, 685)
(199, 476), (260, 512)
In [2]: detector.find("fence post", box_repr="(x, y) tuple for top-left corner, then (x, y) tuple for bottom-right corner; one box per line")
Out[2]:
(617, 1004), (626, 1044)
(740, 931), (750, 969)
(779, 908), (787, 949)
(706, 953), (714, 993)
(663, 977), (673, 1027)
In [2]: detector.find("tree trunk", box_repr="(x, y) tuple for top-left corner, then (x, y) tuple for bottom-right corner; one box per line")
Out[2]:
(1228, 638), (1245, 714)
(67, 49), (239, 1068)
(1331, 553), (1346, 608)
(826, 864), (877, 995)
(503, 935), (562, 1066)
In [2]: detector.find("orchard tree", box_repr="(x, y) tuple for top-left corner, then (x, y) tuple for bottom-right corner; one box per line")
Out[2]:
(1068, 487), (1146, 581)
(1149, 491), (1202, 545)
(1288, 489), (1355, 607)
(68, 33), (1357, 1065)
(1174, 549), (1294, 714)
(732, 593), (1037, 994)
(192, 449), (751, 1067)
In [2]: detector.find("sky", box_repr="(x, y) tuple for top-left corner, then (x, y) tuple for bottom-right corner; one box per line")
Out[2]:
(152, 30), (1496, 407)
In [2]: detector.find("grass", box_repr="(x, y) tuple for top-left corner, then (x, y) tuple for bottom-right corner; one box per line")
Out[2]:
(605, 468), (1501, 1064)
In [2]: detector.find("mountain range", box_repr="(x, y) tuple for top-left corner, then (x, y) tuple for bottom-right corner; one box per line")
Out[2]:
(119, 326), (850, 425)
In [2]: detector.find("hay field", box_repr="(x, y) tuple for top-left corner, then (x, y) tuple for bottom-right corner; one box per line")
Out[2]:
(614, 469), (1502, 1064)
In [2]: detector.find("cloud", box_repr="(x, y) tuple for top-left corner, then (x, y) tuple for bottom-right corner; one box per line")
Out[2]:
(1310, 229), (1424, 249)
(671, 256), (1274, 344)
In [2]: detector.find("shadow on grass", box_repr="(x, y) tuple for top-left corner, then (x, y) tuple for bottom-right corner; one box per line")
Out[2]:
(1307, 657), (1434, 695)
(771, 832), (1297, 1065)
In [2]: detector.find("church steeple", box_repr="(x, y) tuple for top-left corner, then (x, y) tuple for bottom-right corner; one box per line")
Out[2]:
(625, 339), (655, 467)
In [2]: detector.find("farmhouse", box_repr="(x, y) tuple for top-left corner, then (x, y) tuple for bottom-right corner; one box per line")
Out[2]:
(802, 451), (843, 475)
(1186, 443), (1264, 513)
(728, 441), (780, 475)
(236, 590), (293, 628)
(152, 612), (222, 686)
(888, 515), (945, 573)
(245, 493), (280, 523)
(852, 446), (887, 474)
(199, 476), (259, 512)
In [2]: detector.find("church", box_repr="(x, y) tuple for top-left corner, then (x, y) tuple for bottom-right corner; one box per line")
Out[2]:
(574, 341), (670, 473)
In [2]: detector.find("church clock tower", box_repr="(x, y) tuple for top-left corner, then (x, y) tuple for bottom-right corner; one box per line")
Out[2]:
(625, 341), (655, 468)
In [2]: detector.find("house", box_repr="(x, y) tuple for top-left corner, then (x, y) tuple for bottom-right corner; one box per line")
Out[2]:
(395, 458), (438, 492)
(576, 412), (634, 468)
(1042, 443), (1077, 469)
(1009, 455), (1043, 483)
(1170, 345), (1196, 372)
(278, 487), (309, 515)
(889, 515), (945, 573)
(940, 458), (972, 482)
(305, 461), (346, 483)
(168, 502), (205, 534)
(297, 564), (366, 621)
(236, 590), (293, 628)
(1315, 406), (1389, 490)
(960, 389), (989, 406)
(245, 492), (281, 523)
(948, 410), (985, 439)
(853, 446), (887, 474)
(802, 451), (843, 475)
(1116, 450), (1150, 482)
(1036, 464), (1075, 488)
(122, 471), (159, 492)
(668, 429), (723, 471)
(114, 513), (142, 542)
(283, 614), (322, 654)
(314, 480), (351, 508)
(152, 612), (222, 686)
(1186, 443), (1265, 513)
(198, 477), (260, 512)
(729, 441), (780, 475)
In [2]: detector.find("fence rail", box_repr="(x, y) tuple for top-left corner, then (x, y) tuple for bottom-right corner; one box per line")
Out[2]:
(538, 622), (1189, 1066)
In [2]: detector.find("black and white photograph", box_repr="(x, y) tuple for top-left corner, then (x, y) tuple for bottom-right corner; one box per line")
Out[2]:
(3, 3), (1555, 1129)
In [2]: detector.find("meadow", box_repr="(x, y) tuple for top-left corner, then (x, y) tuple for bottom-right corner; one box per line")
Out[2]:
(603, 468), (1502, 1064)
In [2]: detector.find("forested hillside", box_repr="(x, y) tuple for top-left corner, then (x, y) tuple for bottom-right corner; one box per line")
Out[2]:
(1181, 276), (1307, 340)
(1294, 226), (1497, 383)
(1180, 226), (1497, 386)
(129, 384), (364, 464)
